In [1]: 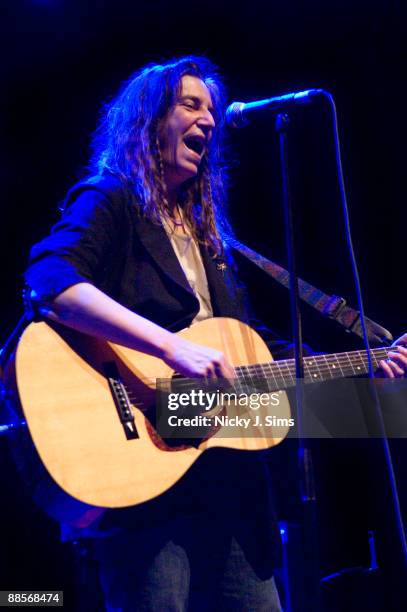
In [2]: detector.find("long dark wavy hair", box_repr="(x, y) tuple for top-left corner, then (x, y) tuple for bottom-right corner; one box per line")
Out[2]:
(90, 56), (230, 255)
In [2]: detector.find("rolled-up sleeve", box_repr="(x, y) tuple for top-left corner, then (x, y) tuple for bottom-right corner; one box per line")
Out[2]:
(25, 184), (124, 302)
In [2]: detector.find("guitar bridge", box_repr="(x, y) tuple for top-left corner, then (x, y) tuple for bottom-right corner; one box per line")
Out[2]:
(103, 362), (138, 440)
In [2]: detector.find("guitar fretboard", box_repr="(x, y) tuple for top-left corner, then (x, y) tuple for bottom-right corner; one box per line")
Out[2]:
(234, 347), (391, 392)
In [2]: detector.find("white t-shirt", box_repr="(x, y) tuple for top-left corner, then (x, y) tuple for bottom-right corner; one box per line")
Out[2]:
(162, 216), (213, 324)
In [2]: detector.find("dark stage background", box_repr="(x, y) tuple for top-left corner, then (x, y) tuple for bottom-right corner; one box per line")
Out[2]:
(1, 1), (406, 610)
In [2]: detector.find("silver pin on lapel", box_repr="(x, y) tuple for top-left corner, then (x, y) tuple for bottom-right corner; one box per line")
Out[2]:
(216, 262), (227, 273)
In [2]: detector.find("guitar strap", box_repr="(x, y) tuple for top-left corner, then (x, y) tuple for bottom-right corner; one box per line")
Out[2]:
(225, 235), (394, 346)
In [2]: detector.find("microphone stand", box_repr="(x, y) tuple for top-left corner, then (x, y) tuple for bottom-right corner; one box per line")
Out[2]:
(275, 112), (322, 611)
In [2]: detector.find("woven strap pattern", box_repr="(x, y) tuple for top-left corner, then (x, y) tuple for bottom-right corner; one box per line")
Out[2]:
(226, 236), (393, 346)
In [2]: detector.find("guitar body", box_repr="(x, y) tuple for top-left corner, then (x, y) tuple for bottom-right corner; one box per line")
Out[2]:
(5, 318), (290, 526)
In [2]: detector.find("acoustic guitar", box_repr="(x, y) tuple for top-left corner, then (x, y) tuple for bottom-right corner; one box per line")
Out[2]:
(3, 317), (391, 527)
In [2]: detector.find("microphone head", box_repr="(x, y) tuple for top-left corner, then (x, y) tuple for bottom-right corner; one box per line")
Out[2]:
(226, 89), (327, 129)
(225, 102), (248, 129)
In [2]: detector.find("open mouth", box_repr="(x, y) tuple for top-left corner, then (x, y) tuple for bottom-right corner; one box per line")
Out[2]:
(183, 136), (205, 156)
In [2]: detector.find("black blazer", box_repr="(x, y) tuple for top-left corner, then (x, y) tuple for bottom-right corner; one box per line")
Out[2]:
(26, 174), (250, 332)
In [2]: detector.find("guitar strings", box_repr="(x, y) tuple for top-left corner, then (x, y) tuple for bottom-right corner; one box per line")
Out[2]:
(121, 347), (393, 400)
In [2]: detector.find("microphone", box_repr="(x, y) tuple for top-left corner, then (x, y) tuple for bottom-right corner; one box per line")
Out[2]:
(226, 89), (325, 128)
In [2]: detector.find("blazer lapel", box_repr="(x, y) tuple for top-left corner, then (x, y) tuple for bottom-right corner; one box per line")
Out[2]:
(200, 248), (232, 315)
(200, 246), (249, 322)
(135, 216), (196, 299)
(135, 215), (246, 323)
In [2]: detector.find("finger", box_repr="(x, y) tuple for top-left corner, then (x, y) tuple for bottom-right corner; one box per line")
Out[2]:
(388, 352), (407, 376)
(384, 361), (403, 378)
(392, 346), (407, 365)
(380, 360), (395, 378)
(219, 359), (235, 379)
(204, 363), (218, 379)
(214, 363), (226, 378)
(394, 333), (407, 347)
(389, 362), (405, 377)
(211, 355), (235, 379)
(390, 355), (407, 374)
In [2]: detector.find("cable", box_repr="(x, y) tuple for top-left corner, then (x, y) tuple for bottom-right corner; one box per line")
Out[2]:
(324, 91), (407, 566)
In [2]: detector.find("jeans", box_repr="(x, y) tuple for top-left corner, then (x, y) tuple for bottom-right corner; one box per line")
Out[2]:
(93, 515), (282, 611)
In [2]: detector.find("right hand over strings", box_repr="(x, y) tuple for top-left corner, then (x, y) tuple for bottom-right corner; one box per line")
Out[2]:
(162, 335), (235, 379)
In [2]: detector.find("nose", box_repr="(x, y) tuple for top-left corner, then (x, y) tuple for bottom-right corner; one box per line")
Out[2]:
(197, 108), (216, 133)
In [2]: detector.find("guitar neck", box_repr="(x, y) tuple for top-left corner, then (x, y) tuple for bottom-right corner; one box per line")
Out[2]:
(234, 346), (392, 391)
